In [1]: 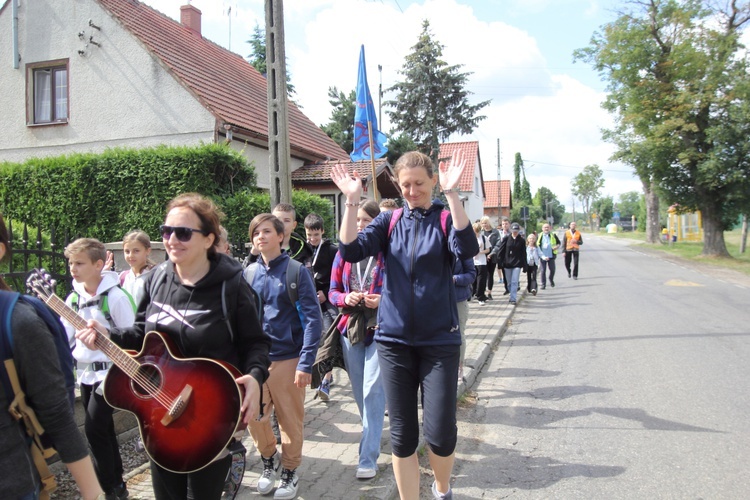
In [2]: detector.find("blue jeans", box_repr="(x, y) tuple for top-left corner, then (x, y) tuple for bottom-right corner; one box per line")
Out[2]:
(507, 267), (522, 302)
(341, 336), (386, 470)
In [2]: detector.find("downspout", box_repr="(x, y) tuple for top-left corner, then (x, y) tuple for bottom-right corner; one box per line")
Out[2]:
(12, 0), (19, 69)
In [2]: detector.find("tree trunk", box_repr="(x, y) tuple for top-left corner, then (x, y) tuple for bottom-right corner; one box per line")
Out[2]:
(701, 202), (731, 257)
(740, 214), (748, 254)
(643, 180), (661, 244)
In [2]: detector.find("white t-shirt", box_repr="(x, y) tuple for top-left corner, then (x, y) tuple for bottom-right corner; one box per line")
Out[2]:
(473, 234), (489, 266)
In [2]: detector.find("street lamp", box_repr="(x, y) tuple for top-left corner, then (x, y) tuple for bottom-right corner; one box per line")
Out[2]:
(544, 200), (559, 224)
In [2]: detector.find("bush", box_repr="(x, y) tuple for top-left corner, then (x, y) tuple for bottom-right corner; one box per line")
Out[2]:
(220, 189), (336, 258)
(0, 144), (257, 242)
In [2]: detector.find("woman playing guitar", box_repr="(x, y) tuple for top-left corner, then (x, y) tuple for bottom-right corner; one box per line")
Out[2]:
(76, 193), (270, 500)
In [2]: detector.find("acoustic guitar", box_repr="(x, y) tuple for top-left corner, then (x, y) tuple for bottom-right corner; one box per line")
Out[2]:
(27, 269), (245, 473)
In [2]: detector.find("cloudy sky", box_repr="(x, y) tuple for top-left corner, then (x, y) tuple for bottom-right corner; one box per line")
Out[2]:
(141, 0), (645, 209)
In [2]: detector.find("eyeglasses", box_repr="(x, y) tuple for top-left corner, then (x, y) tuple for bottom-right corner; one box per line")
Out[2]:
(160, 225), (209, 242)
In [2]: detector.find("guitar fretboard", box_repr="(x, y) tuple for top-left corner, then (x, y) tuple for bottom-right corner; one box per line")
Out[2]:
(43, 294), (139, 376)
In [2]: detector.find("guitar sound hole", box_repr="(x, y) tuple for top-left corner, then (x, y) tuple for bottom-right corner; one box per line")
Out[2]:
(131, 364), (162, 398)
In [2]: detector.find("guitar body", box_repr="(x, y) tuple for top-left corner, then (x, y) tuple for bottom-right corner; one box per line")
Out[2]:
(103, 331), (244, 473)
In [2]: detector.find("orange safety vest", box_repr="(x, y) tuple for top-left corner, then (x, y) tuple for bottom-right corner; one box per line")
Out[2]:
(566, 230), (581, 251)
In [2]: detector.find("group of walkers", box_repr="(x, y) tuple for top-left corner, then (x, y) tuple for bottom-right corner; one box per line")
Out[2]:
(0, 149), (482, 500)
(470, 217), (586, 306)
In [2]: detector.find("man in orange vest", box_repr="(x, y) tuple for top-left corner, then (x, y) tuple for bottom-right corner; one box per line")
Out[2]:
(562, 221), (583, 280)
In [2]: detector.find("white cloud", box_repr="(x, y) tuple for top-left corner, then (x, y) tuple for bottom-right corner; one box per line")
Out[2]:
(139, 0), (641, 203)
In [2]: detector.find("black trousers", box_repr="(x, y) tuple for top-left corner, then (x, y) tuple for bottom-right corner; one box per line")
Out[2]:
(80, 382), (123, 492)
(526, 265), (538, 292)
(486, 259), (496, 292)
(565, 251), (580, 278)
(472, 264), (488, 301)
(151, 454), (232, 500)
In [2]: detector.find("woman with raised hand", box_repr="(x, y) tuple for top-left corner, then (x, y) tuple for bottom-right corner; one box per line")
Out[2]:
(331, 151), (478, 500)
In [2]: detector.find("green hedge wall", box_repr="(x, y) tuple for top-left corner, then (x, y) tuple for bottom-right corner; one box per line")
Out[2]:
(0, 144), (256, 242)
(0, 144), (336, 253)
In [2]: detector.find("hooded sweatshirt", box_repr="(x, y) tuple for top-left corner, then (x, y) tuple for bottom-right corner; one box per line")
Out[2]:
(339, 199), (479, 346)
(245, 252), (322, 373)
(110, 253), (270, 386)
(63, 270), (135, 385)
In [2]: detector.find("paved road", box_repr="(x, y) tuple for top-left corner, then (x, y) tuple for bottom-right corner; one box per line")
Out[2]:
(451, 234), (750, 499)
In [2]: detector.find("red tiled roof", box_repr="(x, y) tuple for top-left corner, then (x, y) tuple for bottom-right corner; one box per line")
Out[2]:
(97, 0), (346, 162)
(291, 159), (390, 182)
(439, 141), (482, 195)
(483, 180), (511, 208)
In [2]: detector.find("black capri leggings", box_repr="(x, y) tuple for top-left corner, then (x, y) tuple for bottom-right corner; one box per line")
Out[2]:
(376, 341), (460, 458)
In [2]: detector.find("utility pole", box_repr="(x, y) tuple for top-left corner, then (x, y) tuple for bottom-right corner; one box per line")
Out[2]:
(265, 0), (292, 208)
(378, 64), (383, 129)
(496, 138), (501, 225)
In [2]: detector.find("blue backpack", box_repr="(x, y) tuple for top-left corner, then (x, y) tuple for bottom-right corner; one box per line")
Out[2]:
(0, 290), (76, 409)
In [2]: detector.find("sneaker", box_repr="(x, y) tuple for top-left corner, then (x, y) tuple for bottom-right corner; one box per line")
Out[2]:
(431, 480), (453, 499)
(531, 289), (537, 296)
(478, 300), (486, 306)
(573, 276), (578, 280)
(509, 300), (516, 305)
(541, 284), (546, 290)
(568, 272), (571, 278)
(356, 467), (377, 479)
(274, 468), (300, 499)
(316, 378), (330, 402)
(503, 290), (510, 296)
(486, 292), (493, 300)
(550, 278), (555, 287)
(104, 483), (129, 500)
(257, 452), (281, 495)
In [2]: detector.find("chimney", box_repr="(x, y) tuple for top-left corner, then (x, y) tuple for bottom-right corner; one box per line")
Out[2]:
(180, 3), (201, 35)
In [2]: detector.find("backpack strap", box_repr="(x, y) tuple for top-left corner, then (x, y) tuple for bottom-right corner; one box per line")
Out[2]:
(286, 259), (303, 306)
(386, 208), (403, 238)
(0, 291), (21, 401)
(387, 207), (449, 238)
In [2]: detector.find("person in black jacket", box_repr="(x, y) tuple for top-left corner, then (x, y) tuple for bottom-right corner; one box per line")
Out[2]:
(480, 216), (500, 299)
(77, 194), (271, 500)
(497, 222), (528, 305)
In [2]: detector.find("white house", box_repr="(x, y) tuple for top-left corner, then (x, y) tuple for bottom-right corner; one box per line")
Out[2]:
(439, 141), (486, 222)
(0, 0), (346, 189)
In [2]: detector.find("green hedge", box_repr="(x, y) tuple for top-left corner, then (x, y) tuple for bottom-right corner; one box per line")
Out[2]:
(1, 144), (336, 254)
(0, 144), (257, 242)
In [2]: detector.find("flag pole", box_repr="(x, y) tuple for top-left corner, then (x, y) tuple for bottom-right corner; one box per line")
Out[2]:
(367, 121), (380, 202)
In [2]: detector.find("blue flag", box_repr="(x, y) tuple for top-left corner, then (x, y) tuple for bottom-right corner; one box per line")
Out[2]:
(350, 45), (388, 162)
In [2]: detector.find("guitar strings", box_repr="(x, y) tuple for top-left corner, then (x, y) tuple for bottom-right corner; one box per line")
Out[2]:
(42, 291), (179, 411)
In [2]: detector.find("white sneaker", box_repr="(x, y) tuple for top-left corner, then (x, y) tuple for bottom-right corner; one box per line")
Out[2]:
(274, 468), (299, 499)
(431, 480), (453, 499)
(257, 452), (281, 494)
(356, 467), (377, 479)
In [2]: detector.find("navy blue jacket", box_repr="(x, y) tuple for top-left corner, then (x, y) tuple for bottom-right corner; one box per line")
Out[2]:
(244, 253), (322, 374)
(453, 256), (476, 303)
(339, 200), (479, 346)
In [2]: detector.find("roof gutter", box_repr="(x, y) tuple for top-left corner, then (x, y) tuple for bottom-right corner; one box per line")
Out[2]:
(12, 0), (19, 69)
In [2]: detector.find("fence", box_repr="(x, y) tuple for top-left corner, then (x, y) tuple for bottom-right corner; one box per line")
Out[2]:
(0, 220), (73, 296)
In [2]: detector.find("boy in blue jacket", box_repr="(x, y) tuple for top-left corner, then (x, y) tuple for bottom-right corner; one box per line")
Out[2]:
(243, 213), (322, 500)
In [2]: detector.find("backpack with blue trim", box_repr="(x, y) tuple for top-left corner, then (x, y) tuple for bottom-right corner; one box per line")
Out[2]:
(0, 289), (76, 499)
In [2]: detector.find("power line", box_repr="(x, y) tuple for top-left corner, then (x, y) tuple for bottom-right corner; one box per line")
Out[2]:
(524, 160), (633, 173)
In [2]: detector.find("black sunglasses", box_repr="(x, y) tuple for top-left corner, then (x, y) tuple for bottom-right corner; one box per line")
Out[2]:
(160, 225), (209, 242)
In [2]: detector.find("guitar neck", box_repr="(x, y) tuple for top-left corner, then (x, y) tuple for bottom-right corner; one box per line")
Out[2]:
(44, 294), (136, 372)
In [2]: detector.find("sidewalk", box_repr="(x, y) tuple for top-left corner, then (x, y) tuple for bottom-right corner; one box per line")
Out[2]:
(123, 292), (520, 500)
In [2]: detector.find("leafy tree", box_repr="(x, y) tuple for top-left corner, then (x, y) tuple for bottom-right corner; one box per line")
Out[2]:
(247, 23), (297, 99)
(385, 132), (418, 165)
(592, 196), (614, 226)
(617, 191), (641, 221)
(386, 20), (490, 158)
(320, 86), (356, 153)
(512, 153), (532, 204)
(533, 187), (565, 225)
(571, 164), (604, 228)
(575, 0), (750, 255)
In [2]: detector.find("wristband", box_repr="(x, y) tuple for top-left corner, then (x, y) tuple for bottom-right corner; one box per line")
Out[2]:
(443, 187), (461, 193)
(344, 201), (358, 207)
